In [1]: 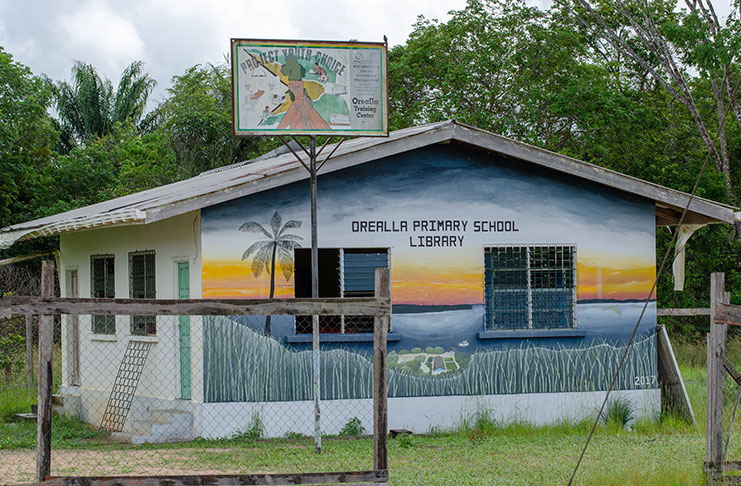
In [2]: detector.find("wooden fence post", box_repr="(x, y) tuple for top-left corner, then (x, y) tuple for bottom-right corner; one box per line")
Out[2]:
(707, 272), (728, 479)
(373, 267), (390, 471)
(36, 260), (54, 481)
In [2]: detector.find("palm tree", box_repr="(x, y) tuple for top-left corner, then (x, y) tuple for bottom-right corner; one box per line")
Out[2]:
(53, 60), (156, 143)
(240, 211), (303, 335)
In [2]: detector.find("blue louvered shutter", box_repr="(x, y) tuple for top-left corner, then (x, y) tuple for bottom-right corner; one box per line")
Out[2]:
(343, 251), (388, 296)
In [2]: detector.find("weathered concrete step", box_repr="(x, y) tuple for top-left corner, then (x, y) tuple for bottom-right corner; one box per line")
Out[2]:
(117, 409), (194, 444)
(150, 409), (191, 422)
(110, 431), (134, 443)
(128, 420), (153, 435)
(51, 394), (80, 417)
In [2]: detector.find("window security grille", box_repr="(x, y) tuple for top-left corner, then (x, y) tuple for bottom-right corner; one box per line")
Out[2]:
(484, 245), (576, 330)
(129, 250), (156, 335)
(91, 254), (115, 334)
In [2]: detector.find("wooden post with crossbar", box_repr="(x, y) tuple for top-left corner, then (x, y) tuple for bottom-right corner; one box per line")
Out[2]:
(658, 272), (741, 483)
(706, 272), (728, 483)
(373, 267), (390, 472)
(36, 260), (55, 482)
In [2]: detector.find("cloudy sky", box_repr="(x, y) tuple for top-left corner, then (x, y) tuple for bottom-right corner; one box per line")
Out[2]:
(0, 0), (471, 106)
(2, 0), (733, 109)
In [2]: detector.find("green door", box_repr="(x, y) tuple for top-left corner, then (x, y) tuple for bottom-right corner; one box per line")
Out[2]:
(178, 262), (191, 399)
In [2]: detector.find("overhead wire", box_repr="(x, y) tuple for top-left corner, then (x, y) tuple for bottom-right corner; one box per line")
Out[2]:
(568, 148), (713, 485)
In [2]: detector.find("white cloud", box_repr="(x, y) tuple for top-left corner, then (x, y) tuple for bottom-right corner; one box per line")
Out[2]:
(0, 0), (466, 106)
(58, 1), (145, 73)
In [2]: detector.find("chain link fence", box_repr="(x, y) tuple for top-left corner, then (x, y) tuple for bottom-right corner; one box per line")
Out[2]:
(0, 269), (390, 485)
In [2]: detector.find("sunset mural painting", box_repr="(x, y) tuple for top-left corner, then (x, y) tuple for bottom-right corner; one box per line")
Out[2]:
(201, 144), (658, 402)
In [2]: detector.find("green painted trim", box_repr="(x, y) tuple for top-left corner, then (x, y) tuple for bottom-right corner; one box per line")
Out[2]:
(178, 262), (191, 400)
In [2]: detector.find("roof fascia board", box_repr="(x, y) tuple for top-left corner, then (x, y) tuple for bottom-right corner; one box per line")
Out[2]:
(0, 209), (147, 249)
(452, 124), (736, 224)
(144, 123), (456, 224)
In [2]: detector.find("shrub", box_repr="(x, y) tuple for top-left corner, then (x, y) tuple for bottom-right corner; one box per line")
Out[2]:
(602, 398), (635, 428)
(233, 412), (264, 441)
(339, 417), (364, 436)
(0, 334), (25, 380)
(397, 433), (414, 448)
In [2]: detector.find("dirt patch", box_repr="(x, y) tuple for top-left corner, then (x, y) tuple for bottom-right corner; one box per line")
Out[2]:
(0, 448), (255, 485)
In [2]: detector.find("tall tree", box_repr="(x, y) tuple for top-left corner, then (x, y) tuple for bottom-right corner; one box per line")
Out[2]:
(559, 0), (741, 233)
(387, 0), (659, 159)
(157, 63), (271, 177)
(0, 47), (57, 227)
(53, 60), (156, 144)
(32, 121), (178, 218)
(240, 211), (303, 335)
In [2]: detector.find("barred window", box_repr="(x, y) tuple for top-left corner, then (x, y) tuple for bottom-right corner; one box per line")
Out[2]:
(129, 250), (156, 335)
(90, 254), (115, 334)
(294, 248), (389, 334)
(484, 245), (576, 330)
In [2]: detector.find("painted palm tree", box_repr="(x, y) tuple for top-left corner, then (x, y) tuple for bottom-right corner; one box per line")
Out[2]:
(240, 211), (303, 335)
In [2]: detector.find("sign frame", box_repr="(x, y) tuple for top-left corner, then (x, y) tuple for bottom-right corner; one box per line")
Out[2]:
(231, 38), (389, 137)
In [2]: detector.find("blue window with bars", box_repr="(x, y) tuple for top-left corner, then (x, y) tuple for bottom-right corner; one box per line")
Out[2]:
(484, 245), (576, 330)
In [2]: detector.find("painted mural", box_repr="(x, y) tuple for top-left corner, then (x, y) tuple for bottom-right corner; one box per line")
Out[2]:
(201, 144), (658, 402)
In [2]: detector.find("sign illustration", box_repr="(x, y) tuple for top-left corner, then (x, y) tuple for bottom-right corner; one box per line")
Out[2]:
(231, 39), (388, 136)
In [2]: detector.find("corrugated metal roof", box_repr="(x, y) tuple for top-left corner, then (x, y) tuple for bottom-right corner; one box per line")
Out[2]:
(1, 120), (737, 249)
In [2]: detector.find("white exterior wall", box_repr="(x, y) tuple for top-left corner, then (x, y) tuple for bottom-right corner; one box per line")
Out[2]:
(198, 389), (660, 438)
(58, 211), (204, 423)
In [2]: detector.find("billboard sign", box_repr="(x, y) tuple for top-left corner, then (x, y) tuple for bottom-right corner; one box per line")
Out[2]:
(231, 39), (388, 137)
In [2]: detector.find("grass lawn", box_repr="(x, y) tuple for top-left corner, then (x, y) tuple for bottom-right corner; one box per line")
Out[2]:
(2, 346), (741, 485)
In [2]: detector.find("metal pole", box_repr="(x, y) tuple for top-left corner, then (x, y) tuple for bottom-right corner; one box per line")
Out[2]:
(310, 136), (322, 453)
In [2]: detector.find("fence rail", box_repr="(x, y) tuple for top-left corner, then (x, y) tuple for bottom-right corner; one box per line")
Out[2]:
(0, 296), (391, 318)
(658, 307), (711, 316)
(33, 470), (390, 486)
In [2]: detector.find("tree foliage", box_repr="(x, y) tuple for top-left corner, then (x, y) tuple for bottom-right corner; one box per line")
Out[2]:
(52, 61), (156, 145)
(32, 121), (178, 218)
(0, 47), (57, 227)
(560, 0), (741, 219)
(156, 63), (269, 177)
(388, 0), (666, 163)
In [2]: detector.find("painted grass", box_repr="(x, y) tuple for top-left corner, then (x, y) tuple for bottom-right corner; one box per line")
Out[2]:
(204, 315), (657, 402)
(204, 317), (374, 402)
